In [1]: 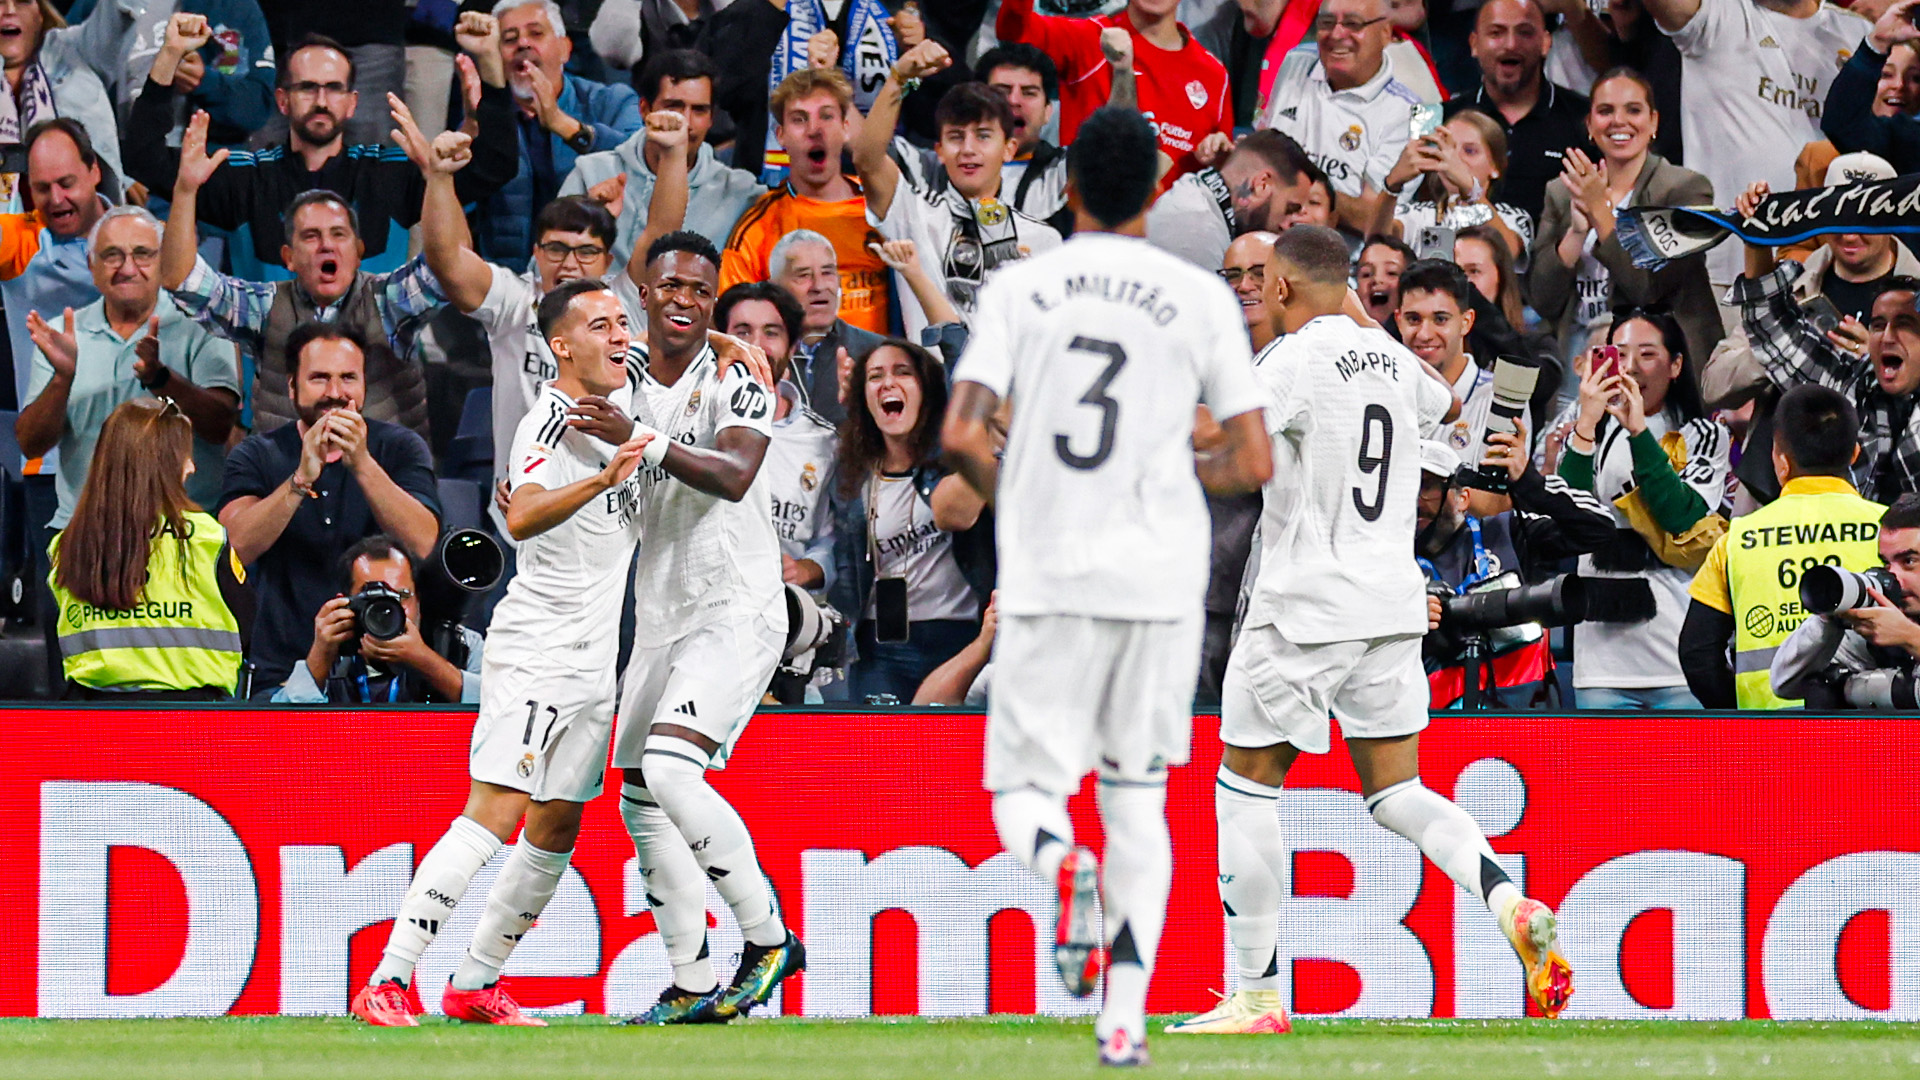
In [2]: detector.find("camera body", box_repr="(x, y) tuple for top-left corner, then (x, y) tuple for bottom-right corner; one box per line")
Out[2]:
(347, 582), (408, 642)
(1427, 572), (1586, 665)
(1800, 564), (1902, 616)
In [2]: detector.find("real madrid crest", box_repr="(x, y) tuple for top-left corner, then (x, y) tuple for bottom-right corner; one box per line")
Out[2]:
(800, 462), (819, 492)
(1339, 125), (1363, 152)
(685, 389), (702, 415)
(974, 197), (1009, 228)
(517, 753), (535, 778)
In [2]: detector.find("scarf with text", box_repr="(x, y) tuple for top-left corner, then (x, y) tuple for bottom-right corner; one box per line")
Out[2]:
(762, 0), (897, 186)
(940, 187), (1022, 315)
(1617, 173), (1920, 271)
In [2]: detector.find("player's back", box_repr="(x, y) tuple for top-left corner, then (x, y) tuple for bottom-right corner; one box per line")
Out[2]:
(1245, 315), (1433, 645)
(493, 382), (643, 670)
(957, 232), (1264, 622)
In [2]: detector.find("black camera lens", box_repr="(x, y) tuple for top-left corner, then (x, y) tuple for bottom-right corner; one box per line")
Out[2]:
(348, 583), (408, 640)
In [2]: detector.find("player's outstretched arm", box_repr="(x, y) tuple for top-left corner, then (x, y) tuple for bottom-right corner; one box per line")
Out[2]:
(624, 111), (692, 290)
(654, 425), (770, 502)
(1194, 408), (1273, 495)
(506, 436), (651, 541)
(941, 380), (1002, 501)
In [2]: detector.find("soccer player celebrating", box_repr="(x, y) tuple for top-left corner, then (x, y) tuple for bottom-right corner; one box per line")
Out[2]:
(943, 107), (1276, 1067)
(588, 231), (803, 1025)
(1165, 226), (1573, 1037)
(351, 279), (652, 1027)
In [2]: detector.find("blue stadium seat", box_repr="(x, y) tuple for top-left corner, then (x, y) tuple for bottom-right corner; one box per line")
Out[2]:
(441, 386), (494, 485)
(436, 477), (486, 534)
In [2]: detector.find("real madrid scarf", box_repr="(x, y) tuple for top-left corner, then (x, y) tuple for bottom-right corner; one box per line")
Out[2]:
(940, 187), (1021, 314)
(761, 0), (898, 186)
(1196, 167), (1236, 233)
(1616, 173), (1920, 271)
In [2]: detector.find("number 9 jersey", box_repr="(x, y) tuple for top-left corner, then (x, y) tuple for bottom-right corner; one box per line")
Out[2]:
(954, 233), (1270, 622)
(1245, 313), (1455, 644)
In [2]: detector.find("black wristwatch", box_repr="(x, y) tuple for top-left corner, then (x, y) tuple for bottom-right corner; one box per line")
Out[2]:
(564, 123), (594, 154)
(140, 364), (172, 392)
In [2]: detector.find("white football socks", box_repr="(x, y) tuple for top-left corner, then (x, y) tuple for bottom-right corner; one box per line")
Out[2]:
(992, 786), (1073, 884)
(372, 815), (501, 987)
(643, 736), (786, 949)
(1214, 765), (1286, 993)
(1367, 778), (1520, 922)
(452, 839), (571, 991)
(1095, 780), (1170, 1045)
(621, 782), (718, 993)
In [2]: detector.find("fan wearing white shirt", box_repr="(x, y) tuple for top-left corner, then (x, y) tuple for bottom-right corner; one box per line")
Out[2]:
(351, 278), (652, 1028)
(1166, 225), (1573, 1036)
(944, 107), (1275, 1069)
(852, 40), (1062, 341)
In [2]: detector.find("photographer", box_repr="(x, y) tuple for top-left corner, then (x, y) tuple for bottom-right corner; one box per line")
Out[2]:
(1771, 495), (1920, 708)
(1419, 434), (1615, 708)
(274, 535), (482, 705)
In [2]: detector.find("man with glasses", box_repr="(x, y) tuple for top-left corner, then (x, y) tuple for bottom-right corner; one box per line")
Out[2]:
(15, 204), (237, 540)
(995, 0), (1233, 182)
(1257, 0), (1419, 236)
(124, 19), (520, 273)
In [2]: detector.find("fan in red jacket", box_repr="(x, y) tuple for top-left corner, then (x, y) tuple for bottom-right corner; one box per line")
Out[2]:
(996, 0), (1233, 182)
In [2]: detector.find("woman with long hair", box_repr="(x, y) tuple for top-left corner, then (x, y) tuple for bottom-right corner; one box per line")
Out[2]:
(1385, 109), (1533, 264)
(831, 340), (991, 704)
(48, 398), (247, 699)
(1557, 308), (1729, 710)
(1529, 67), (1722, 382)
(1455, 223), (1527, 332)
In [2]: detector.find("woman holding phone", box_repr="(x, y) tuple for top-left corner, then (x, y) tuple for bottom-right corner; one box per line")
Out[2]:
(1530, 68), (1722, 388)
(1384, 109), (1533, 266)
(830, 340), (990, 704)
(1557, 309), (1730, 709)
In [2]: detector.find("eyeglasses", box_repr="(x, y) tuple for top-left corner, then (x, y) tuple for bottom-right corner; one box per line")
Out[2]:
(287, 80), (352, 97)
(536, 241), (608, 263)
(96, 246), (159, 268)
(1218, 266), (1265, 287)
(1314, 15), (1387, 34)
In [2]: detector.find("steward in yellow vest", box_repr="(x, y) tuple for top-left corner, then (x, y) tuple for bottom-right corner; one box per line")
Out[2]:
(1684, 386), (1882, 709)
(46, 399), (247, 700)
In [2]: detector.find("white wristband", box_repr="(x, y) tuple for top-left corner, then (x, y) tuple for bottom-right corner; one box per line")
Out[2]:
(636, 423), (670, 466)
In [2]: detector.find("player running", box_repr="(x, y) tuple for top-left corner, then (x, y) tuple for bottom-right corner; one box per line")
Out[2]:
(1165, 226), (1572, 1037)
(943, 107), (1276, 1068)
(351, 278), (652, 1027)
(579, 231), (803, 1025)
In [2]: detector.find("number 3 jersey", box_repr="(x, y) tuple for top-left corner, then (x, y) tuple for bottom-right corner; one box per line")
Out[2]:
(1245, 314), (1454, 644)
(495, 381), (645, 673)
(954, 232), (1268, 622)
(625, 343), (782, 649)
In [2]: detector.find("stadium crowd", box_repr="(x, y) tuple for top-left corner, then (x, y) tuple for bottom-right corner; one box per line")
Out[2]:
(9, 0), (1920, 713)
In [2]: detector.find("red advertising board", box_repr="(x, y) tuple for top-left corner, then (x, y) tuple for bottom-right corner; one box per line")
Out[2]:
(4, 706), (1916, 1021)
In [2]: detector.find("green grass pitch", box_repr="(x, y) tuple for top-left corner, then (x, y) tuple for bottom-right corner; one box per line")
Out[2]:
(3, 1016), (1919, 1080)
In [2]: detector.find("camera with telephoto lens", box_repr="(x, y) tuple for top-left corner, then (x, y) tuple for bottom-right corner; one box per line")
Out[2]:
(1428, 572), (1586, 665)
(1800, 564), (1903, 616)
(781, 583), (847, 676)
(1838, 667), (1920, 709)
(1456, 356), (1540, 496)
(347, 582), (408, 641)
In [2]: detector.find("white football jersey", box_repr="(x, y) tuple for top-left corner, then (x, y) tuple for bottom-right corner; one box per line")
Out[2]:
(763, 387), (839, 574)
(1244, 314), (1447, 644)
(492, 381), (644, 672)
(955, 232), (1270, 621)
(626, 343), (783, 648)
(1258, 48), (1419, 198)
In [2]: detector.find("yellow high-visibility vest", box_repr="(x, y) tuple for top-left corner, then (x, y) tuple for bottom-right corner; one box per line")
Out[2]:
(49, 511), (243, 694)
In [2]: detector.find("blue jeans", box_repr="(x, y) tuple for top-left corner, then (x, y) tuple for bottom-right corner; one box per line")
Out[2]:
(1575, 685), (1701, 710)
(850, 618), (979, 705)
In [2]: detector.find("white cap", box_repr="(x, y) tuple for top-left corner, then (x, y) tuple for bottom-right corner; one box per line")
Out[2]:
(1826, 152), (1896, 187)
(1420, 439), (1461, 478)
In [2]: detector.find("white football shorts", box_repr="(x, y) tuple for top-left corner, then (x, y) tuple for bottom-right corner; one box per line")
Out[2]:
(470, 653), (617, 803)
(612, 591), (784, 771)
(985, 613), (1202, 795)
(1219, 624), (1429, 754)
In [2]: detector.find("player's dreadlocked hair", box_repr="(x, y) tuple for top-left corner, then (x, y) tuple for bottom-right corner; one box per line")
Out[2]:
(835, 339), (949, 498)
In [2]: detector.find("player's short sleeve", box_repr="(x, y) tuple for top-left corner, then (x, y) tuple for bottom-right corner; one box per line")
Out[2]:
(1195, 281), (1269, 423)
(1687, 533), (1734, 614)
(469, 263), (530, 333)
(507, 404), (565, 492)
(715, 361), (777, 438)
(1666, 0), (1739, 57)
(952, 274), (1017, 397)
